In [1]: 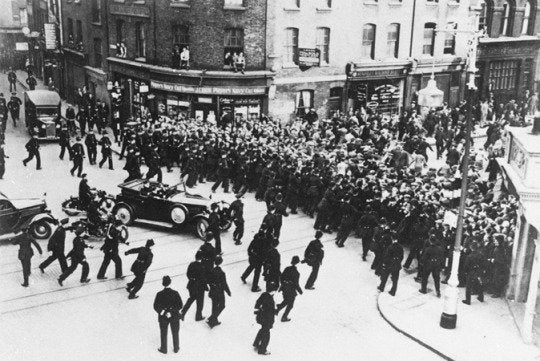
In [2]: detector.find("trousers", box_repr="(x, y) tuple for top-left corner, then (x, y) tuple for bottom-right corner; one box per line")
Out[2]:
(97, 251), (123, 278)
(40, 251), (68, 273)
(159, 318), (180, 352)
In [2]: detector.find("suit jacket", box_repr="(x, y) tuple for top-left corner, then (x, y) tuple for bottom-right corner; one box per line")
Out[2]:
(47, 226), (66, 253)
(13, 233), (42, 260)
(208, 266), (231, 298)
(255, 292), (276, 327)
(280, 265), (302, 296)
(154, 287), (183, 322)
(126, 247), (153, 274)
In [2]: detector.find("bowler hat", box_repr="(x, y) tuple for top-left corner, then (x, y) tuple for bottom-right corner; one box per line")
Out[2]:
(146, 239), (155, 247)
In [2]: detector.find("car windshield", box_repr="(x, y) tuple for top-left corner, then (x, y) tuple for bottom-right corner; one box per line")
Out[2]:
(37, 108), (58, 117)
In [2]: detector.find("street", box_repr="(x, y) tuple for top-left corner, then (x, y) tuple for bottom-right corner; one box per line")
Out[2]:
(0, 78), (439, 361)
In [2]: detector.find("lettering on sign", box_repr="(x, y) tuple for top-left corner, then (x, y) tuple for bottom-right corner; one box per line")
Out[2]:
(150, 81), (266, 96)
(297, 48), (320, 67)
(509, 138), (528, 178)
(44, 23), (56, 50)
(478, 45), (537, 57)
(109, 4), (150, 17)
(349, 68), (405, 80)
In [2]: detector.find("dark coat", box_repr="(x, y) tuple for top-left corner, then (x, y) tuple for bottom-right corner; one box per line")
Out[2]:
(381, 242), (404, 272)
(47, 226), (66, 253)
(154, 287), (183, 322)
(304, 239), (324, 266)
(208, 266), (231, 298)
(13, 233), (42, 260)
(280, 265), (303, 297)
(255, 292), (276, 327)
(126, 246), (154, 274)
(186, 261), (207, 293)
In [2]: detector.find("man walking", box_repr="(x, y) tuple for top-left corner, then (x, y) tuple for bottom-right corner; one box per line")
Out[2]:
(275, 256), (303, 322)
(70, 137), (85, 177)
(58, 228), (92, 286)
(241, 229), (267, 292)
(58, 125), (72, 160)
(125, 239), (154, 299)
(7, 68), (17, 92)
(207, 256), (231, 328)
(154, 275), (183, 354)
(378, 236), (404, 296)
(98, 130), (113, 170)
(85, 130), (98, 165)
(7, 93), (21, 127)
(23, 134), (41, 170)
(26, 74), (37, 90)
(39, 218), (69, 273)
(12, 228), (42, 287)
(253, 283), (277, 355)
(229, 193), (245, 245)
(208, 204), (222, 254)
(303, 231), (324, 290)
(97, 220), (129, 280)
(181, 252), (207, 321)
(419, 236), (445, 297)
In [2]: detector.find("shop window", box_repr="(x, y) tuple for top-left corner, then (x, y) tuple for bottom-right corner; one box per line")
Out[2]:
(444, 23), (456, 55)
(489, 60), (519, 90)
(500, 0), (515, 36)
(362, 24), (376, 60)
(295, 90), (314, 116)
(283, 27), (299, 64)
(19, 8), (27, 25)
(316, 27), (330, 64)
(135, 22), (146, 59)
(116, 19), (124, 43)
(93, 37), (102, 68)
(387, 23), (400, 58)
(522, 0), (536, 35)
(91, 0), (101, 23)
(423, 22), (436, 56)
(224, 28), (244, 65)
(329, 87), (342, 100)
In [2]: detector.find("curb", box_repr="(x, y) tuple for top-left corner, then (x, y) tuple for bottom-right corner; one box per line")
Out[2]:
(376, 294), (454, 361)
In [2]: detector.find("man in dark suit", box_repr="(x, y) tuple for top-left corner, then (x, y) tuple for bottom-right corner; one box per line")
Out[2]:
(98, 131), (113, 170)
(378, 236), (404, 296)
(58, 228), (92, 286)
(125, 239), (154, 299)
(207, 256), (231, 328)
(23, 134), (41, 170)
(275, 256), (303, 322)
(241, 229), (267, 292)
(181, 252), (207, 321)
(419, 236), (445, 297)
(39, 218), (69, 273)
(154, 275), (183, 354)
(303, 230), (324, 289)
(70, 137), (85, 177)
(253, 282), (277, 355)
(85, 130), (98, 165)
(12, 228), (42, 287)
(272, 193), (288, 240)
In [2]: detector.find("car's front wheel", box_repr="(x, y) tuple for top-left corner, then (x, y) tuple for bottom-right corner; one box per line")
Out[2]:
(195, 218), (209, 240)
(100, 198), (116, 214)
(170, 206), (187, 226)
(29, 220), (52, 239)
(114, 204), (134, 225)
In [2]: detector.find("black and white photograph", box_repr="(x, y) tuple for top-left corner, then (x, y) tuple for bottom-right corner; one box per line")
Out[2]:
(1, 0), (540, 360)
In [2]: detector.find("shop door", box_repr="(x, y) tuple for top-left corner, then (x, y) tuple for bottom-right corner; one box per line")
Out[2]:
(193, 102), (216, 121)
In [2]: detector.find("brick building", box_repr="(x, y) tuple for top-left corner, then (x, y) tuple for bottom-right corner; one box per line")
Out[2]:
(0, 0), (28, 71)
(61, 0), (109, 104)
(106, 0), (273, 122)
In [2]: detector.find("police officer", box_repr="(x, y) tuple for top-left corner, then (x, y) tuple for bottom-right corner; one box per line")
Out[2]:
(39, 218), (69, 273)
(462, 242), (485, 305)
(208, 203), (222, 254)
(197, 232), (217, 278)
(211, 154), (230, 193)
(12, 228), (43, 287)
(98, 130), (113, 170)
(419, 235), (445, 297)
(263, 238), (281, 291)
(358, 206), (378, 261)
(377, 236), (404, 296)
(0, 143), (8, 179)
(145, 145), (162, 183)
(65, 105), (76, 136)
(272, 193), (288, 240)
(97, 219), (129, 280)
(26, 74), (37, 90)
(23, 134), (41, 170)
(241, 229), (267, 292)
(7, 92), (21, 127)
(253, 282), (277, 355)
(125, 239), (155, 299)
(68, 137), (84, 177)
(303, 231), (324, 290)
(275, 256), (303, 322)
(58, 228), (92, 286)
(371, 220), (392, 275)
(181, 252), (207, 321)
(85, 130), (98, 165)
(154, 275), (183, 354)
(207, 256), (231, 328)
(229, 194), (244, 245)
(58, 125), (72, 160)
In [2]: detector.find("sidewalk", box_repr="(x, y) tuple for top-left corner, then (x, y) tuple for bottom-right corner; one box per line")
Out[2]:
(377, 270), (540, 361)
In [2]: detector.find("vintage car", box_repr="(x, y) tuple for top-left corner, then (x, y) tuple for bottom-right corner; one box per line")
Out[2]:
(24, 90), (62, 140)
(0, 191), (57, 240)
(112, 179), (231, 239)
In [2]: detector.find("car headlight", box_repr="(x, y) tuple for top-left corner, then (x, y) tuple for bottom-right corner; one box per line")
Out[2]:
(41, 125), (46, 129)
(56, 124), (60, 128)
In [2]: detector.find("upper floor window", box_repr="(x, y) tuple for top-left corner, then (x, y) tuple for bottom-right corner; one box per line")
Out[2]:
(501, 0), (515, 36)
(444, 23), (456, 54)
(387, 23), (400, 58)
(67, 18), (74, 42)
(224, 28), (244, 65)
(116, 19), (124, 43)
(93, 37), (102, 68)
(76, 20), (83, 43)
(91, 0), (101, 23)
(224, 0), (243, 6)
(173, 25), (189, 51)
(295, 89), (314, 116)
(316, 27), (330, 64)
(522, 0), (536, 35)
(478, 0), (493, 34)
(283, 27), (299, 64)
(19, 8), (28, 25)
(135, 22), (146, 59)
(423, 22), (436, 56)
(362, 24), (376, 59)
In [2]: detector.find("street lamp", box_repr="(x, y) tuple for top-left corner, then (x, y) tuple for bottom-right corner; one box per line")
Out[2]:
(418, 74), (444, 108)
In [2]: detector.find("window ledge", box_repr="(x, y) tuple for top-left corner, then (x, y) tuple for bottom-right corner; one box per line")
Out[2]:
(283, 7), (300, 11)
(224, 5), (246, 10)
(363, 1), (379, 5)
(447, 1), (460, 7)
(388, 2), (403, 6)
(134, 57), (147, 62)
(170, 3), (190, 8)
(282, 62), (299, 69)
(316, 7), (332, 12)
(133, 1), (146, 4)
(90, 22), (102, 26)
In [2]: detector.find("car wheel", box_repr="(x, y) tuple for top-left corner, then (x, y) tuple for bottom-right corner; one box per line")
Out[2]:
(29, 220), (52, 239)
(195, 218), (209, 240)
(100, 198), (116, 214)
(170, 207), (187, 226)
(115, 204), (134, 225)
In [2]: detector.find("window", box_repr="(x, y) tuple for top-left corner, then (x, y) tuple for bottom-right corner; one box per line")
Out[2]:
(444, 23), (456, 54)
(76, 20), (83, 43)
(362, 24), (376, 59)
(283, 27), (299, 64)
(329, 87), (342, 98)
(387, 23), (400, 58)
(93, 38), (102, 68)
(285, 0), (300, 8)
(135, 22), (146, 59)
(224, 0), (243, 6)
(489, 60), (519, 90)
(478, 0), (493, 34)
(522, 0), (535, 35)
(316, 27), (330, 64)
(171, 0), (189, 5)
(501, 0), (514, 36)
(67, 18), (74, 42)
(116, 20), (124, 43)
(224, 28), (244, 64)
(19, 8), (28, 25)
(423, 22), (436, 56)
(91, 0), (101, 23)
(173, 25), (189, 51)
(295, 90), (314, 116)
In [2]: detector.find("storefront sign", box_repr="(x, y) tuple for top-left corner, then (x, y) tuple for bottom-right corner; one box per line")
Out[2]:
(356, 84), (368, 102)
(110, 4), (150, 17)
(15, 42), (29, 51)
(509, 137), (528, 179)
(220, 97), (261, 106)
(349, 68), (405, 80)
(139, 84), (149, 93)
(44, 23), (56, 50)
(297, 48), (321, 67)
(198, 97), (213, 104)
(150, 81), (266, 96)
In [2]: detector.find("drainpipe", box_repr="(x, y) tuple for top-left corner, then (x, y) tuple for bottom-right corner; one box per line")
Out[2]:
(409, 0), (417, 58)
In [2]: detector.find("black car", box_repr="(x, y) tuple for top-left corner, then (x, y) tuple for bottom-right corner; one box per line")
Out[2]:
(0, 191), (57, 240)
(112, 179), (231, 239)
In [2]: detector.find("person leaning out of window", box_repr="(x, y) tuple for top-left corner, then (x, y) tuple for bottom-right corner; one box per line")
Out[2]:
(233, 52), (245, 74)
(180, 46), (190, 70)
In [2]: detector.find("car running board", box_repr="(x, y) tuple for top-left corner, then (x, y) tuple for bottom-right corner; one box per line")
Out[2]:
(136, 219), (175, 228)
